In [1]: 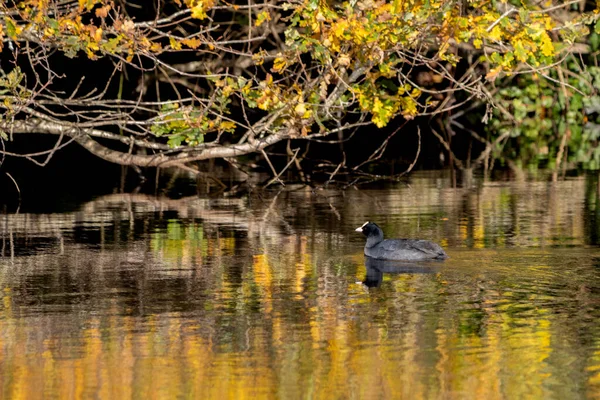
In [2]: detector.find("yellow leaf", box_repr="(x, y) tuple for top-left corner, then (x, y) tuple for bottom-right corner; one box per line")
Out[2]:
(182, 37), (201, 49)
(169, 37), (182, 50)
(219, 121), (236, 131)
(4, 18), (22, 40)
(372, 115), (386, 128)
(539, 33), (554, 57)
(94, 27), (102, 42)
(191, 5), (207, 19)
(140, 37), (151, 49)
(438, 41), (449, 58)
(401, 96), (418, 118)
(272, 57), (287, 72)
(410, 88), (421, 98)
(372, 97), (383, 114)
(255, 11), (271, 27)
(150, 42), (163, 52)
(294, 103), (306, 116)
(513, 39), (528, 62)
(488, 26), (503, 41)
(241, 82), (252, 95)
(190, 0), (215, 20)
(332, 20), (348, 39)
(252, 50), (266, 65)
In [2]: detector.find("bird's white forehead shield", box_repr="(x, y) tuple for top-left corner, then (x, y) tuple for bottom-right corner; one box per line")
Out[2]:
(355, 221), (369, 232)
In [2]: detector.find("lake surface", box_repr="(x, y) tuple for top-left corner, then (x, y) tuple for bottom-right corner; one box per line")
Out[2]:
(2, 171), (600, 399)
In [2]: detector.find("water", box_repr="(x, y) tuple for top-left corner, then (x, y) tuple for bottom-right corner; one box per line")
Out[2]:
(2, 171), (600, 399)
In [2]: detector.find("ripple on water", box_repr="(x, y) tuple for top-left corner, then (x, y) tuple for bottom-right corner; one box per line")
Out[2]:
(1, 174), (600, 398)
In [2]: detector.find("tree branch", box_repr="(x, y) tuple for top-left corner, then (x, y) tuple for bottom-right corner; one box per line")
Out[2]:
(3, 119), (292, 168)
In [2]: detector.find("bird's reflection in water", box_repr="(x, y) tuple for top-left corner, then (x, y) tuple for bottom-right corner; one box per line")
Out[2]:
(363, 257), (440, 288)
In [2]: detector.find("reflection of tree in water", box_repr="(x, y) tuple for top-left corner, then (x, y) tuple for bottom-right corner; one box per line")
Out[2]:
(584, 174), (600, 246)
(1, 176), (600, 398)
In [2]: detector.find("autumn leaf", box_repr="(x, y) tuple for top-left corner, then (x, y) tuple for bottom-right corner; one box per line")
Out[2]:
(94, 28), (103, 43)
(95, 4), (111, 18)
(150, 42), (163, 52)
(102, 37), (121, 53)
(294, 103), (306, 116)
(539, 33), (554, 57)
(486, 66), (502, 81)
(219, 121), (236, 132)
(488, 26), (503, 42)
(121, 20), (135, 34)
(78, 0), (100, 11)
(252, 50), (266, 65)
(4, 18), (21, 40)
(255, 11), (271, 27)
(513, 40), (528, 62)
(169, 37), (182, 50)
(272, 57), (288, 72)
(190, 0), (216, 20)
(182, 38), (201, 49)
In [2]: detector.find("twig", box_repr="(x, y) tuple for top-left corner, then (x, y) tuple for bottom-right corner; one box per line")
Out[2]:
(5, 173), (21, 213)
(402, 126), (421, 177)
(353, 121), (407, 170)
(325, 152), (345, 187)
(553, 67), (571, 181)
(265, 147), (300, 188)
(431, 126), (464, 169)
(486, 8), (517, 33)
(261, 148), (284, 186)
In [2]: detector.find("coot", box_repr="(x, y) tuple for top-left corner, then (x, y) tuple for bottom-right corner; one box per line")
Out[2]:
(355, 221), (448, 261)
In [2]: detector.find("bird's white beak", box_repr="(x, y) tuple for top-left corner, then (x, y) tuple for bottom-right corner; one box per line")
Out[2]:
(356, 221), (369, 232)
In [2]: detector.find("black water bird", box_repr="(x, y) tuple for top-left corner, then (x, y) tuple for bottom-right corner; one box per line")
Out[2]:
(355, 221), (448, 261)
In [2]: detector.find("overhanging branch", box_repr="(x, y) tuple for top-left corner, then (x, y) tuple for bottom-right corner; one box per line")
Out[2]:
(3, 119), (292, 168)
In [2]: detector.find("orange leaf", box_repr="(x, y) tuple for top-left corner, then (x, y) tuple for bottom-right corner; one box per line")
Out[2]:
(182, 38), (201, 49)
(95, 5), (111, 18)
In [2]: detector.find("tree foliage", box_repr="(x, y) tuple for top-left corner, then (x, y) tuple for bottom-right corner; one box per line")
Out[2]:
(0, 0), (597, 177)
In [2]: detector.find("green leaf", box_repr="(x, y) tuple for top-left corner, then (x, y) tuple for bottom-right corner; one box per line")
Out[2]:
(48, 18), (59, 31)
(518, 8), (529, 24)
(167, 135), (184, 148)
(151, 124), (169, 136)
(5, 18), (17, 39)
(103, 37), (120, 53)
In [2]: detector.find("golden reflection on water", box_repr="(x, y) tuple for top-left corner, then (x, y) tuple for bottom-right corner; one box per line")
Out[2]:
(1, 172), (600, 399)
